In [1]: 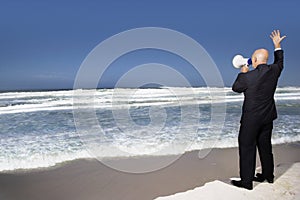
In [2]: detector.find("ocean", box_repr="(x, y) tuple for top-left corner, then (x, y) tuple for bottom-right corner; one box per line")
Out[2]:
(0, 87), (299, 172)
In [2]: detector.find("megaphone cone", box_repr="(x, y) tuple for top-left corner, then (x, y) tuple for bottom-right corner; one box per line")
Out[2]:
(232, 55), (252, 68)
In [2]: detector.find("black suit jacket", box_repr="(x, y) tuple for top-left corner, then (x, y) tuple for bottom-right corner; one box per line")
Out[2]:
(232, 50), (284, 124)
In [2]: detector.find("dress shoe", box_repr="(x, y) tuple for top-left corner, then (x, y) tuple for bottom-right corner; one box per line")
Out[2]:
(231, 180), (253, 190)
(253, 173), (274, 183)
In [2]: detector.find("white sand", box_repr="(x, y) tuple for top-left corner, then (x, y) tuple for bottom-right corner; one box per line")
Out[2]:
(155, 162), (300, 200)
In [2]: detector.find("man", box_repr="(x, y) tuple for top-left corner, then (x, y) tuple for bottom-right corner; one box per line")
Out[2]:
(231, 30), (286, 190)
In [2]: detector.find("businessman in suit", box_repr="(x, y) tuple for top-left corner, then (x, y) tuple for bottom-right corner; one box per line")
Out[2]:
(231, 30), (286, 190)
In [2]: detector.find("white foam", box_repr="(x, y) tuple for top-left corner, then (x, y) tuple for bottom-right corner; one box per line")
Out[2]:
(0, 150), (92, 172)
(1, 136), (299, 172)
(272, 135), (300, 145)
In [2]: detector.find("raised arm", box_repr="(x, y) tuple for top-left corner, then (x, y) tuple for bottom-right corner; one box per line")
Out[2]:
(270, 30), (286, 75)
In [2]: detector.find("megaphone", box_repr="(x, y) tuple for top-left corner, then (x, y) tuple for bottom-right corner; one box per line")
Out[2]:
(232, 55), (252, 69)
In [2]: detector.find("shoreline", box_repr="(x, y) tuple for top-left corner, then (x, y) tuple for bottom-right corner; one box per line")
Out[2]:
(2, 142), (299, 174)
(0, 142), (299, 200)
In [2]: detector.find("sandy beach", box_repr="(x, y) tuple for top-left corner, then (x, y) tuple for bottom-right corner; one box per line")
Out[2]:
(155, 162), (300, 200)
(0, 142), (299, 200)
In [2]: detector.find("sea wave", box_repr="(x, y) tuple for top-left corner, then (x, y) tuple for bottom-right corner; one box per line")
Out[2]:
(0, 87), (299, 114)
(0, 87), (299, 172)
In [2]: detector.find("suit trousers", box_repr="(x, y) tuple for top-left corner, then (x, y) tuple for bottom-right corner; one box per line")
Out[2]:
(238, 120), (274, 183)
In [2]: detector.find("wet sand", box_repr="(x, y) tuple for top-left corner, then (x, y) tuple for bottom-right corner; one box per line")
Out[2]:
(0, 143), (299, 200)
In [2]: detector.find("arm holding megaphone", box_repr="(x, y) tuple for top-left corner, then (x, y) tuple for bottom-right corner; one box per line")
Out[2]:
(240, 65), (249, 73)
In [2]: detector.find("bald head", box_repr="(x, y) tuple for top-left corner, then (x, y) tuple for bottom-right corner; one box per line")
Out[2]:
(251, 49), (269, 68)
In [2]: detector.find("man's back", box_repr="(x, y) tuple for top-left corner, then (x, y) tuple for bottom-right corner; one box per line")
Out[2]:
(232, 50), (284, 123)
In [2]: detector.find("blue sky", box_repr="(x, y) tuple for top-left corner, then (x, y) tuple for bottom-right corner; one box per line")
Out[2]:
(0, 0), (299, 90)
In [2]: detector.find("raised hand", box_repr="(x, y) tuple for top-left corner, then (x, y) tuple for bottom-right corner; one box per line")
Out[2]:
(270, 30), (286, 49)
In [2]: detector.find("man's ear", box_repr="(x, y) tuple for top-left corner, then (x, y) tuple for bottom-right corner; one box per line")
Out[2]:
(254, 57), (257, 63)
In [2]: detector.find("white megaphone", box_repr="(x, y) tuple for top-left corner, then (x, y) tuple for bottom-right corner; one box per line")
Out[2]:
(232, 55), (252, 69)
